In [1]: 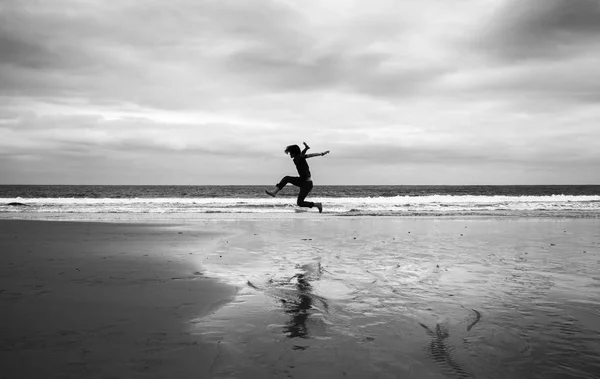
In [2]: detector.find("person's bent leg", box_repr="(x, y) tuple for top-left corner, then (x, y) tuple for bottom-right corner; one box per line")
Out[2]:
(296, 191), (313, 208)
(296, 182), (322, 213)
(296, 182), (315, 208)
(277, 176), (303, 189)
(266, 176), (301, 197)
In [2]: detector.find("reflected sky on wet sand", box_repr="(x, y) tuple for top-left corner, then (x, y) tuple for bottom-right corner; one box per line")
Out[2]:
(192, 218), (600, 379)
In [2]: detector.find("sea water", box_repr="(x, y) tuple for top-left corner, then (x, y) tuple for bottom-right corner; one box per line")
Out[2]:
(1, 185), (600, 217)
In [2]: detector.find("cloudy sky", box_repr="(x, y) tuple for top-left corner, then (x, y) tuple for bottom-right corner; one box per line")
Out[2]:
(1, 0), (599, 185)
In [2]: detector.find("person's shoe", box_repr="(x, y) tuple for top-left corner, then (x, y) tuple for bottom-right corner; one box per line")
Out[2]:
(315, 202), (323, 213)
(265, 190), (277, 197)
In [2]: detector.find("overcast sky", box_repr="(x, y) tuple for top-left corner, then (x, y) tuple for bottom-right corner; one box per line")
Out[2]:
(1, 0), (599, 185)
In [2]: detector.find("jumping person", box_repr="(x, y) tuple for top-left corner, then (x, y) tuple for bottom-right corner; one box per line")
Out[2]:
(266, 142), (330, 213)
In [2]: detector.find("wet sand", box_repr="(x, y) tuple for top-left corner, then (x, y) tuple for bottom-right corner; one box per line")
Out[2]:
(1, 217), (600, 379)
(0, 220), (238, 379)
(194, 217), (600, 379)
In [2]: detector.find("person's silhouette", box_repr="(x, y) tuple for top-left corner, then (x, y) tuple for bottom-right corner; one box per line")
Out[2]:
(266, 142), (330, 213)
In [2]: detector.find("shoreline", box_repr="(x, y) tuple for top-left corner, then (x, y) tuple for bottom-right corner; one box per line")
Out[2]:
(1, 211), (598, 224)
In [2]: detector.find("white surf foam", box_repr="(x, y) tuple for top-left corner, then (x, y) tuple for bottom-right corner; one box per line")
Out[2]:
(1, 195), (599, 216)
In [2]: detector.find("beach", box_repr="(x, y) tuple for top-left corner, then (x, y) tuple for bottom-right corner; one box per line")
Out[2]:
(1, 216), (600, 378)
(0, 219), (238, 379)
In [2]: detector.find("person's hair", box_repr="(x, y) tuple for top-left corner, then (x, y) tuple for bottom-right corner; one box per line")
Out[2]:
(284, 144), (301, 156)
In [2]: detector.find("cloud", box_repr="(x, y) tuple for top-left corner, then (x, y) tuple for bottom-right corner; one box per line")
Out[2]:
(0, 0), (456, 108)
(1, 0), (599, 184)
(436, 56), (600, 109)
(0, 113), (269, 153)
(476, 0), (600, 61)
(217, 1), (457, 97)
(438, 0), (600, 109)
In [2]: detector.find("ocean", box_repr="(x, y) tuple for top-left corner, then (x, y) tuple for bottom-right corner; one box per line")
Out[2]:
(1, 185), (600, 217)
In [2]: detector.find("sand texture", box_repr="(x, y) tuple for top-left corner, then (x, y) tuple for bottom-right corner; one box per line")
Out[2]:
(0, 220), (237, 379)
(193, 217), (600, 379)
(2, 217), (600, 379)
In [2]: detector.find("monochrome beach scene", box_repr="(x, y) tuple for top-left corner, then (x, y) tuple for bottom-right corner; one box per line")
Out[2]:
(1, 1), (599, 378)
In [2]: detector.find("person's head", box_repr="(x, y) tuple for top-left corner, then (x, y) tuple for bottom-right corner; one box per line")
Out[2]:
(284, 144), (301, 158)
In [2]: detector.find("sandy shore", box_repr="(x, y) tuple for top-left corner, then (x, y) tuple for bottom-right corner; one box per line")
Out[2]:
(0, 220), (238, 379)
(190, 217), (600, 378)
(2, 217), (599, 379)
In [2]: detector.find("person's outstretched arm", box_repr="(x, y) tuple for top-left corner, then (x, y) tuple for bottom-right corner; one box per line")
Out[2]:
(304, 150), (330, 158)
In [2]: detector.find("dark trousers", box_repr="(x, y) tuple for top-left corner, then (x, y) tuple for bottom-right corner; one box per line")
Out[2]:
(276, 176), (314, 208)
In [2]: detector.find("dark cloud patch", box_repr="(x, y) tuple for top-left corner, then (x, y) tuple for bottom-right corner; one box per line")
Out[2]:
(226, 48), (343, 91)
(477, 0), (600, 61)
(348, 62), (447, 98)
(520, 0), (600, 34)
(200, 0), (308, 44)
(0, 32), (57, 70)
(440, 57), (600, 107)
(0, 8), (100, 72)
(226, 45), (446, 97)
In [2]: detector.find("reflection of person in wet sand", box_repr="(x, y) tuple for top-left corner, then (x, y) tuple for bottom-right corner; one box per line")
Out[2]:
(283, 273), (313, 339)
(248, 264), (328, 339)
(419, 323), (470, 378)
(419, 309), (480, 378)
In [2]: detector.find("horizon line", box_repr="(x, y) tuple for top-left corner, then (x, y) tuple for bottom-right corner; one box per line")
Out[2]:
(2, 184), (600, 187)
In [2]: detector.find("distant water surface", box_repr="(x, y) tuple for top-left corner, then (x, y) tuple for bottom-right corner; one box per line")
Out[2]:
(1, 185), (600, 217)
(2, 184), (600, 198)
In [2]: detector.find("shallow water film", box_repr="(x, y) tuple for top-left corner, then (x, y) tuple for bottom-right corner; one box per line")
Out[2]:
(194, 218), (600, 379)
